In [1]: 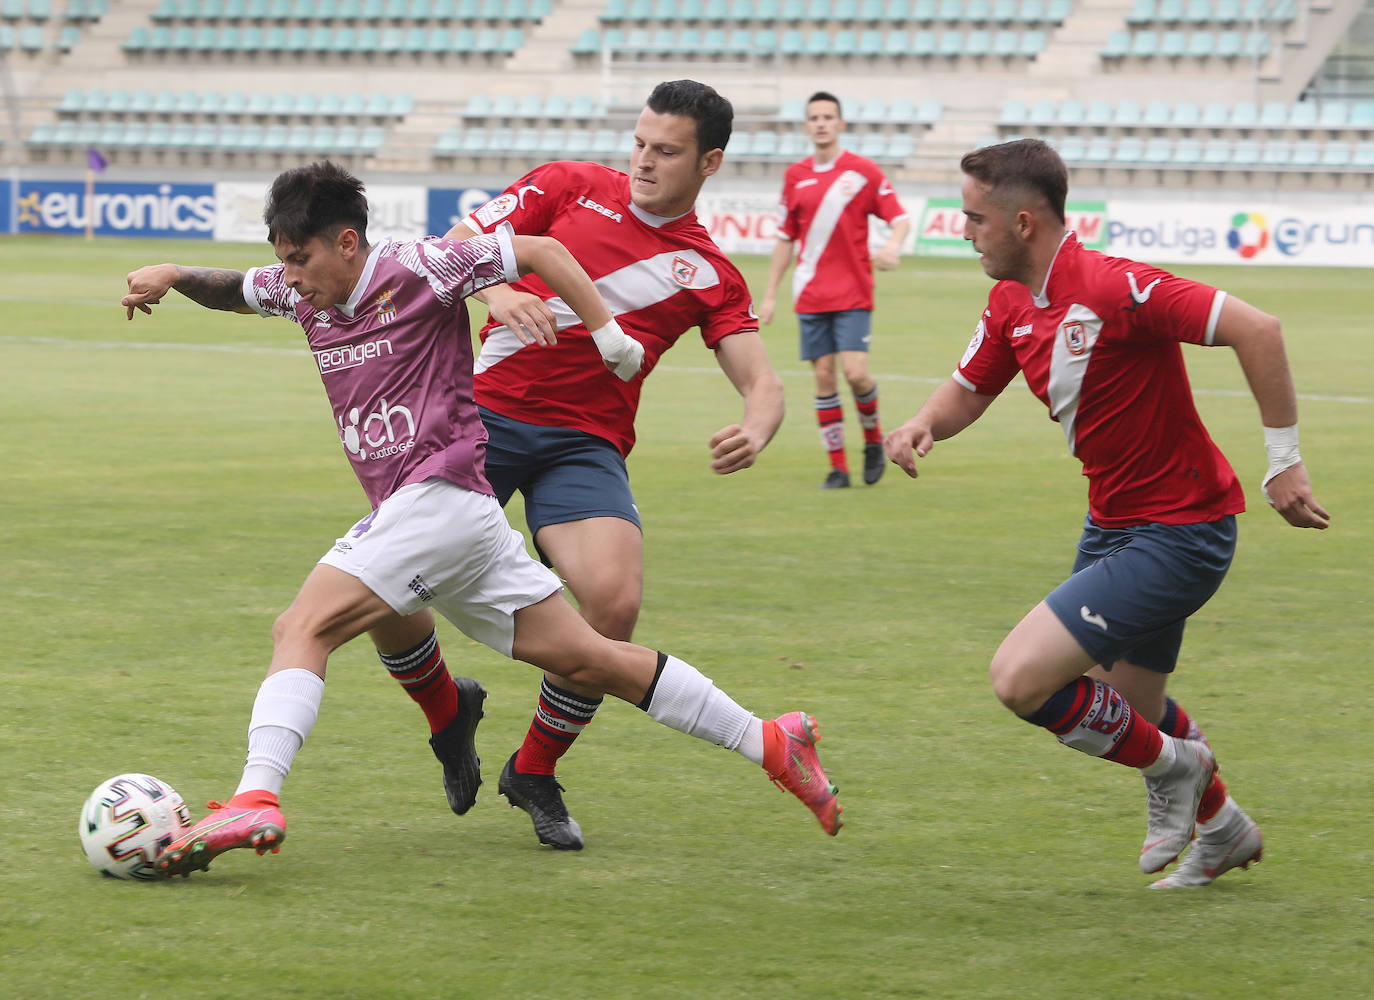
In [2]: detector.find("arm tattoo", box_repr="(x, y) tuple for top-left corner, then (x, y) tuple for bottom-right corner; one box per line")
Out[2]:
(173, 267), (248, 311)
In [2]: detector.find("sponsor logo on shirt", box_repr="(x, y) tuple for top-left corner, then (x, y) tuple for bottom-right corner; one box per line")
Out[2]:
(1063, 320), (1088, 356)
(516, 183), (544, 208)
(338, 398), (416, 462)
(1012, 323), (1034, 338)
(374, 287), (399, 325)
(1125, 270), (1161, 311)
(314, 338), (395, 375)
(671, 255), (699, 286)
(576, 195), (623, 223)
(313, 310), (332, 328)
(796, 178), (819, 189)
(474, 193), (518, 227)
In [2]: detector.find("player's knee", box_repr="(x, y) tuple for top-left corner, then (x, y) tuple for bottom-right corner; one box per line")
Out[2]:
(988, 653), (1050, 717)
(581, 589), (641, 641)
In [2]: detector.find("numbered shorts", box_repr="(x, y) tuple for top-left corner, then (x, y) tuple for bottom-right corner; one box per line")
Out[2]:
(1044, 515), (1237, 674)
(479, 406), (641, 537)
(799, 309), (873, 360)
(318, 478), (562, 658)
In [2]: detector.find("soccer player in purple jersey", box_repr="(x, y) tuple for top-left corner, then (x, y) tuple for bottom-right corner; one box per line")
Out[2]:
(120, 161), (840, 878)
(885, 139), (1329, 887)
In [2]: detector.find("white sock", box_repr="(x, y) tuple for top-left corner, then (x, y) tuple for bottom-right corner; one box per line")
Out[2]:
(1140, 733), (1179, 777)
(644, 654), (760, 763)
(235, 668), (325, 797)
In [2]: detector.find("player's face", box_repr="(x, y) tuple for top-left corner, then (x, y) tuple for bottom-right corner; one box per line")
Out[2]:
(273, 230), (360, 308)
(805, 100), (843, 148)
(960, 174), (1031, 285)
(629, 107), (722, 218)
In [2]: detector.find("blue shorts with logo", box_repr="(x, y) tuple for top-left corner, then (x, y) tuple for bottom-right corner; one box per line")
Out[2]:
(799, 309), (872, 360)
(478, 407), (641, 545)
(1044, 515), (1237, 674)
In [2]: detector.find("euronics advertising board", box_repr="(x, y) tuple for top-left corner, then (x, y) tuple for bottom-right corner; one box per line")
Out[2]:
(214, 181), (430, 243)
(15, 180), (216, 238)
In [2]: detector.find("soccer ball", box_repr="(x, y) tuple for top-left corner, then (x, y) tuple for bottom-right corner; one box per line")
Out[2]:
(78, 773), (192, 880)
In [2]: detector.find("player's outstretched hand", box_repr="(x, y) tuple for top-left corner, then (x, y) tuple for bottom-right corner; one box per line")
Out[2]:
(485, 285), (559, 346)
(123, 263), (179, 320)
(757, 297), (776, 325)
(883, 420), (934, 479)
(1263, 461), (1330, 529)
(708, 424), (762, 475)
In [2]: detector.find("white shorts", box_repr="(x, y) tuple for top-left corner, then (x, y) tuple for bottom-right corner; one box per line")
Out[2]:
(318, 478), (562, 657)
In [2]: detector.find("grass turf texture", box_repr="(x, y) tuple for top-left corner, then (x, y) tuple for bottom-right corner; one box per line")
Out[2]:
(2, 235), (1370, 999)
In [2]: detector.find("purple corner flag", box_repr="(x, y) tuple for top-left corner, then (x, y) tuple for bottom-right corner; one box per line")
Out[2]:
(87, 147), (107, 173)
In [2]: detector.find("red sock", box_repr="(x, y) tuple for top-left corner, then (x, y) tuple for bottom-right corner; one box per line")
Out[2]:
(815, 393), (847, 472)
(855, 385), (882, 444)
(513, 678), (603, 776)
(1158, 696), (1228, 822)
(379, 630), (457, 733)
(1027, 676), (1164, 768)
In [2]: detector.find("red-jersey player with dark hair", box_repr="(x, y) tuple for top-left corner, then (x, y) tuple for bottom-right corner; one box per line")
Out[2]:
(886, 138), (1329, 888)
(759, 91), (910, 489)
(427, 80), (786, 850)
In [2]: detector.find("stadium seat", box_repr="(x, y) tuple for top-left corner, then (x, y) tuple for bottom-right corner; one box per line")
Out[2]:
(1231, 137), (1261, 165)
(1056, 98), (1085, 125)
(1115, 135), (1144, 162)
(1318, 103), (1348, 129)
(1125, 0), (1154, 23)
(1130, 31), (1159, 58)
(1200, 100), (1229, 127)
(1287, 101), (1318, 129)
(1142, 135), (1173, 163)
(1000, 97), (1028, 124)
(1229, 100), (1257, 127)
(1172, 136), (1202, 164)
(1085, 100), (1114, 126)
(1319, 140), (1351, 168)
(1290, 139), (1320, 167)
(914, 97), (941, 123)
(1186, 29), (1212, 57)
(1259, 101), (1287, 127)
(1143, 100), (1172, 126)
(1113, 100), (1142, 126)
(1259, 139), (1289, 166)
(1100, 29), (1128, 58)
(991, 28), (1016, 55)
(1157, 0), (1183, 21)
(1160, 29), (1186, 57)
(1172, 101), (1200, 127)
(1213, 28), (1241, 57)
(1200, 136), (1230, 164)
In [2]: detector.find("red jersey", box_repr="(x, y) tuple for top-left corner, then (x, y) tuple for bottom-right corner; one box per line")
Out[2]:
(954, 234), (1245, 527)
(775, 149), (908, 313)
(464, 160), (759, 457)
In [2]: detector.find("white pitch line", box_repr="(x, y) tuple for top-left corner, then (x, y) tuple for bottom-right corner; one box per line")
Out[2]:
(3, 335), (1368, 406)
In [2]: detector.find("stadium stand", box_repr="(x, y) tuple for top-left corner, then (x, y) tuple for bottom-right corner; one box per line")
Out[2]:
(3, 0), (1372, 193)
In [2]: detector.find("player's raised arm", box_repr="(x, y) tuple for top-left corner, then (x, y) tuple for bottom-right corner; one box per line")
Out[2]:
(123, 264), (254, 320)
(508, 234), (644, 381)
(1209, 294), (1330, 530)
(709, 332), (785, 474)
(884, 377), (995, 478)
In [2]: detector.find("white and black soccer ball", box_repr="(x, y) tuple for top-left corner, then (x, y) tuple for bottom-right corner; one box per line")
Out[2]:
(78, 773), (192, 880)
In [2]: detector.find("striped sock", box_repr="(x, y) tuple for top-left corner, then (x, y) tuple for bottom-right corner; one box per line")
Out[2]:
(379, 630), (457, 734)
(513, 678), (604, 776)
(1158, 696), (1228, 822)
(1023, 676), (1164, 768)
(854, 384), (882, 444)
(815, 393), (847, 472)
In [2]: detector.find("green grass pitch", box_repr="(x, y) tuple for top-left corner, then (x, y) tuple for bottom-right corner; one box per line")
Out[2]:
(2, 234), (1370, 999)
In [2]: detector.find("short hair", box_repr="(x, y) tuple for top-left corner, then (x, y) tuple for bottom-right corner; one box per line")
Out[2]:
(807, 91), (843, 119)
(646, 79), (733, 154)
(263, 160), (369, 247)
(959, 139), (1068, 224)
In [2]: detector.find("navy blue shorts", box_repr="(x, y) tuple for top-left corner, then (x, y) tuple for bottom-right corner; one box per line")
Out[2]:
(478, 407), (641, 542)
(799, 309), (872, 360)
(1044, 515), (1237, 674)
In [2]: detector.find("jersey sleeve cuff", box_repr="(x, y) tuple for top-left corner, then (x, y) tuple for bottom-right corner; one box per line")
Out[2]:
(952, 370), (978, 392)
(241, 267), (270, 317)
(1203, 289), (1228, 345)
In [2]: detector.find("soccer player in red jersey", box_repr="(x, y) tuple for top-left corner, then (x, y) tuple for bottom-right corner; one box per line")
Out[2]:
(758, 91), (910, 489)
(885, 139), (1329, 887)
(118, 162), (839, 877)
(431, 80), (785, 848)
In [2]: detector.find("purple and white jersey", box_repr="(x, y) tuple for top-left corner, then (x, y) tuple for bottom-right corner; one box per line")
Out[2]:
(243, 231), (518, 509)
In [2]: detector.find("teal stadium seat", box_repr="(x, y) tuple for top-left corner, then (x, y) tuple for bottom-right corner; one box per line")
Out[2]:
(1130, 31), (1158, 57)
(1229, 100), (1257, 126)
(1161, 29), (1186, 57)
(1114, 135), (1144, 162)
(991, 28), (1015, 55)
(1184, 0), (1209, 21)
(1354, 141), (1374, 168)
(1230, 137), (1261, 166)
(1258, 100), (1287, 127)
(1318, 103), (1348, 129)
(1100, 30), (1128, 57)
(1113, 99), (1143, 125)
(1200, 101), (1229, 126)
(1000, 97), (1027, 124)
(1287, 102), (1317, 128)
(1320, 141), (1350, 168)
(1142, 136), (1172, 164)
(1126, 0), (1154, 23)
(1200, 137), (1230, 164)
(1157, 0), (1184, 21)
(1017, 29), (1043, 56)
(1173, 101), (1201, 127)
(1085, 100), (1114, 125)
(1056, 98), (1085, 125)
(1290, 139), (1320, 167)
(1143, 100), (1171, 126)
(1172, 136), (1202, 164)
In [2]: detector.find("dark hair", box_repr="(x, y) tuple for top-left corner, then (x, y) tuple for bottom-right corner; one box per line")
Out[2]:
(959, 139), (1068, 224)
(263, 160), (369, 247)
(646, 79), (733, 154)
(807, 91), (843, 119)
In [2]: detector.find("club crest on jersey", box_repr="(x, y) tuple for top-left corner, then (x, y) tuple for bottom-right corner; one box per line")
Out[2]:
(1062, 320), (1087, 355)
(474, 193), (518, 227)
(671, 256), (699, 286)
(374, 287), (399, 325)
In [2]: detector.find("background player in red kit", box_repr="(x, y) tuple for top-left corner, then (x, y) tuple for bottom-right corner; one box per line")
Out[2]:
(434, 79), (785, 849)
(759, 90), (910, 489)
(885, 138), (1329, 888)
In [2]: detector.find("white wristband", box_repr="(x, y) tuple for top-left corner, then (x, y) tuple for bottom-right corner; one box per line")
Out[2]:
(588, 318), (645, 382)
(1260, 423), (1301, 505)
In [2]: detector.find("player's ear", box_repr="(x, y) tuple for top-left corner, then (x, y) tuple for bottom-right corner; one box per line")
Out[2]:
(700, 147), (724, 178)
(336, 227), (361, 258)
